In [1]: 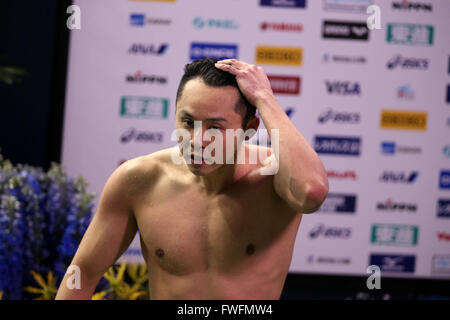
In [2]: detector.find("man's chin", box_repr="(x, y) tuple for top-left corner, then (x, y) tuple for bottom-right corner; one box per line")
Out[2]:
(187, 163), (220, 176)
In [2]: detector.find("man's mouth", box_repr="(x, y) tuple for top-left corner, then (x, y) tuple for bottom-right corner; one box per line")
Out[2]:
(190, 154), (211, 164)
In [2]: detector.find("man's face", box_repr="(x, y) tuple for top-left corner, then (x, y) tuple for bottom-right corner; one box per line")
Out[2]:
(175, 78), (248, 175)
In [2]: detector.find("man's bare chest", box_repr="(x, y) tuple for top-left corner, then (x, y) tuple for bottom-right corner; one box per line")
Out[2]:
(133, 176), (299, 275)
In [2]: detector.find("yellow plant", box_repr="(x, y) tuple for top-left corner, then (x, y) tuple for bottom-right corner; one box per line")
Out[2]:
(103, 262), (149, 300)
(91, 291), (107, 300)
(24, 270), (57, 300)
(0, 291), (3, 300)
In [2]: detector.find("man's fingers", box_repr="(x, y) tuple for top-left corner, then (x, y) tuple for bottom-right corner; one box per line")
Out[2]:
(216, 59), (246, 69)
(215, 62), (239, 75)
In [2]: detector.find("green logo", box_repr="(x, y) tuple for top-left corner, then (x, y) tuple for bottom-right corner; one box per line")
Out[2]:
(371, 224), (419, 246)
(386, 23), (433, 46)
(120, 96), (169, 119)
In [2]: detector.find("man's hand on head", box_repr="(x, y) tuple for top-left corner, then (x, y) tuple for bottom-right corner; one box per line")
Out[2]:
(215, 59), (275, 108)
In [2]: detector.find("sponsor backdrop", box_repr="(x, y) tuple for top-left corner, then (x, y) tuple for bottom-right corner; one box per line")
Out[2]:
(62, 0), (450, 279)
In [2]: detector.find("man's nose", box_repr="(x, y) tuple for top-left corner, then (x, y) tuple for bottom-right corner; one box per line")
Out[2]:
(191, 126), (208, 149)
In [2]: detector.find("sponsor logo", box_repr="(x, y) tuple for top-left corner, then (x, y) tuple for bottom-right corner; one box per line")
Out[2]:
(432, 255), (450, 273)
(376, 198), (417, 212)
(439, 170), (450, 189)
(380, 110), (427, 131)
(447, 84), (450, 104)
(190, 42), (238, 60)
(322, 53), (366, 64)
(386, 23), (434, 46)
(379, 171), (419, 184)
(318, 109), (360, 124)
(327, 170), (357, 180)
(129, 0), (176, 2)
(255, 46), (303, 66)
(325, 80), (361, 96)
(314, 135), (361, 156)
(322, 20), (369, 41)
(397, 84), (415, 100)
(120, 96), (169, 119)
(126, 71), (167, 84)
(308, 224), (352, 239)
(260, 21), (303, 32)
(120, 128), (164, 144)
(129, 14), (171, 26)
(193, 17), (239, 30)
(443, 145), (450, 158)
(128, 43), (169, 55)
(371, 224), (419, 246)
(323, 0), (373, 13)
(307, 255), (351, 265)
(381, 142), (423, 155)
(317, 193), (357, 214)
(370, 254), (416, 273)
(437, 199), (450, 218)
(268, 75), (301, 94)
(386, 54), (428, 70)
(392, 1), (432, 12)
(260, 0), (307, 9)
(437, 232), (450, 242)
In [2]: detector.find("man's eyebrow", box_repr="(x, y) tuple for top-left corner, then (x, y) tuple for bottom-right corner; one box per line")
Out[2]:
(179, 111), (229, 123)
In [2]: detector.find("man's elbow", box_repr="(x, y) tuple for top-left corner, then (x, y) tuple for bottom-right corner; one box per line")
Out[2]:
(295, 180), (329, 214)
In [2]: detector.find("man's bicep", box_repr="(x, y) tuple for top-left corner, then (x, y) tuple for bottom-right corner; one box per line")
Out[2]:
(69, 165), (138, 281)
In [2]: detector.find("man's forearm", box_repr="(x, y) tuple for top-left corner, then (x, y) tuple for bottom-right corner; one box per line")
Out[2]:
(55, 266), (99, 300)
(256, 94), (329, 212)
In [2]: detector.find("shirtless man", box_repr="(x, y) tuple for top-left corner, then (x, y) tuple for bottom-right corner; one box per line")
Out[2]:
(55, 58), (329, 300)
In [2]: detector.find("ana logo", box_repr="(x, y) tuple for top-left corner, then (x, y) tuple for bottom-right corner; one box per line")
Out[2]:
(268, 75), (301, 95)
(318, 109), (360, 124)
(371, 224), (419, 246)
(397, 84), (415, 100)
(193, 17), (238, 30)
(317, 193), (357, 214)
(120, 128), (164, 144)
(255, 46), (303, 66)
(128, 43), (169, 55)
(190, 42), (238, 60)
(322, 53), (367, 64)
(386, 23), (434, 46)
(325, 81), (361, 96)
(260, 22), (303, 32)
(380, 110), (427, 131)
(386, 55), (428, 70)
(439, 170), (450, 189)
(120, 96), (169, 119)
(323, 0), (373, 13)
(376, 198), (417, 212)
(314, 135), (361, 156)
(437, 232), (450, 242)
(260, 0), (307, 9)
(126, 71), (167, 84)
(369, 254), (416, 273)
(432, 255), (450, 274)
(322, 20), (369, 41)
(437, 199), (450, 218)
(379, 171), (419, 184)
(327, 170), (357, 180)
(308, 224), (351, 239)
(392, 1), (432, 12)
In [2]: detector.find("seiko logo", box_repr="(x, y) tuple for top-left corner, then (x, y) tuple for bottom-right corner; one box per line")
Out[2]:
(318, 109), (360, 124)
(120, 128), (164, 143)
(309, 224), (351, 239)
(376, 198), (417, 212)
(322, 20), (369, 40)
(325, 81), (361, 95)
(379, 171), (419, 184)
(386, 55), (428, 70)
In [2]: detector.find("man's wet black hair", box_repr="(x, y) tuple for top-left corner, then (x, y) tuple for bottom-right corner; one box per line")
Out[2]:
(176, 57), (257, 128)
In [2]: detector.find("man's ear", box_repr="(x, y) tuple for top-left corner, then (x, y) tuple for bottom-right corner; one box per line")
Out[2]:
(244, 116), (260, 140)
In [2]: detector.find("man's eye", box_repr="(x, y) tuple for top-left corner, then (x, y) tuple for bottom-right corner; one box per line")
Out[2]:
(209, 126), (221, 130)
(183, 119), (194, 127)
